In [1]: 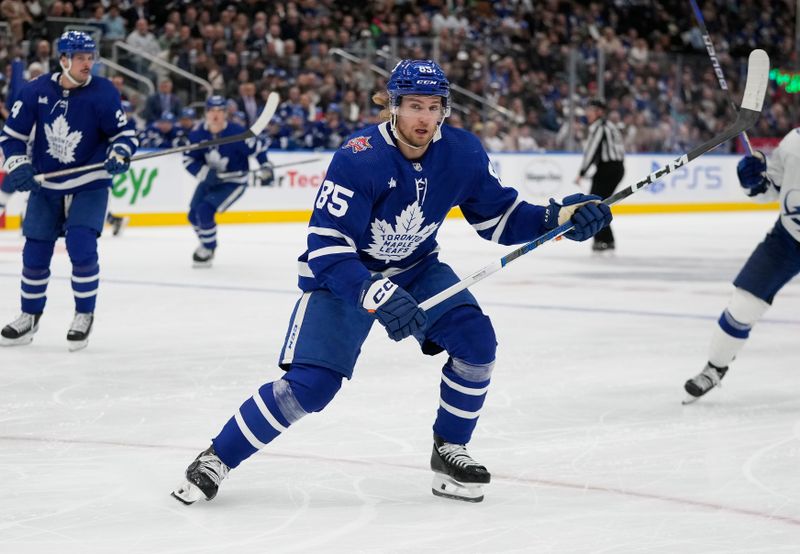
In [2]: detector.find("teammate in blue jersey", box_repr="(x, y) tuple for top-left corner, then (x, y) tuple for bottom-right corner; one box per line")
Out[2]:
(172, 60), (612, 504)
(0, 31), (138, 351)
(684, 130), (800, 403)
(138, 111), (178, 149)
(182, 95), (271, 267)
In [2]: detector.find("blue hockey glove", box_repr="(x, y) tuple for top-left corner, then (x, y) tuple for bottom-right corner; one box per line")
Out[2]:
(544, 193), (612, 242)
(736, 152), (769, 196)
(104, 144), (130, 175)
(359, 276), (427, 341)
(2, 155), (39, 192)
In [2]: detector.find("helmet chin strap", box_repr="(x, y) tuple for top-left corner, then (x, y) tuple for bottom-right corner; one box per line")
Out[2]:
(389, 109), (445, 151)
(60, 57), (91, 87)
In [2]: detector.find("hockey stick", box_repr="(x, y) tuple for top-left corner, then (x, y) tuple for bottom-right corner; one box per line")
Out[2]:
(419, 49), (769, 312)
(688, 0), (753, 154)
(35, 92), (281, 182)
(217, 157), (322, 180)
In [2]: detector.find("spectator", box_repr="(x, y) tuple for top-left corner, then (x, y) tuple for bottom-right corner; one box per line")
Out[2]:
(142, 77), (183, 124)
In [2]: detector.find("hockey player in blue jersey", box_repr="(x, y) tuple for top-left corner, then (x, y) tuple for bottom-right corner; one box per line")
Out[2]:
(684, 131), (800, 403)
(0, 31), (138, 351)
(171, 60), (612, 504)
(182, 95), (271, 267)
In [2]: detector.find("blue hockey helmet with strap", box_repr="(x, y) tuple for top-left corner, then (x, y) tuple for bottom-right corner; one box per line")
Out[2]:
(205, 95), (227, 110)
(387, 59), (450, 115)
(57, 31), (97, 57)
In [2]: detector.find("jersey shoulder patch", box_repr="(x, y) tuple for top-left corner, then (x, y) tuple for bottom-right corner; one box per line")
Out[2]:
(341, 135), (373, 153)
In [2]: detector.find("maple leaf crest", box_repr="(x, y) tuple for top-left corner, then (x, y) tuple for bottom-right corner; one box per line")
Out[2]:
(44, 115), (82, 164)
(364, 201), (439, 262)
(204, 149), (230, 171)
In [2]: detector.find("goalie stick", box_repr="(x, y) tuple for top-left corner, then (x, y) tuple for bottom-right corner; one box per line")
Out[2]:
(688, 0), (753, 154)
(34, 92), (281, 182)
(419, 48), (769, 312)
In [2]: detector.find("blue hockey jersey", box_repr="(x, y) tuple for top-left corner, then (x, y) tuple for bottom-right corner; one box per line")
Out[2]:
(0, 72), (138, 192)
(298, 122), (547, 305)
(183, 122), (269, 184)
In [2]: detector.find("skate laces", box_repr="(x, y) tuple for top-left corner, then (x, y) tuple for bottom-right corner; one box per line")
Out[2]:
(9, 313), (35, 332)
(692, 365), (723, 390)
(438, 442), (482, 469)
(70, 313), (93, 333)
(196, 452), (229, 485)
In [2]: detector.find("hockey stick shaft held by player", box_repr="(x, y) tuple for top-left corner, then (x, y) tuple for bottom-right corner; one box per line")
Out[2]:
(35, 92), (280, 182)
(420, 49), (769, 312)
(688, 0), (753, 154)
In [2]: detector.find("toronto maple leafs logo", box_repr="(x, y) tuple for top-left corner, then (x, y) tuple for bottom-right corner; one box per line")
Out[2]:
(342, 135), (372, 153)
(44, 115), (82, 164)
(204, 148), (230, 171)
(364, 201), (439, 262)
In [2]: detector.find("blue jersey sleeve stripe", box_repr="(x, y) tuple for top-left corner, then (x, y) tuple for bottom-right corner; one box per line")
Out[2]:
(471, 214), (502, 231)
(490, 198), (522, 243)
(2, 125), (30, 141)
(307, 245), (356, 260)
(307, 226), (357, 249)
(298, 261), (314, 277)
(109, 129), (136, 142)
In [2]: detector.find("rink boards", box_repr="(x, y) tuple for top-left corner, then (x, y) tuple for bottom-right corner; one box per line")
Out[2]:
(0, 151), (778, 229)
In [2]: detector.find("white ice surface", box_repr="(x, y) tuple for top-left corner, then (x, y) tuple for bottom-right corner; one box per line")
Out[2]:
(1, 211), (799, 553)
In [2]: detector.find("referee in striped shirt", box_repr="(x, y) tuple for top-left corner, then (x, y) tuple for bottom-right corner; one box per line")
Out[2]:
(575, 99), (625, 252)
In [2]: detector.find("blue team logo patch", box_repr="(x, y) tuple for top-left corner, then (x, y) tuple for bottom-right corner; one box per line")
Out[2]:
(342, 136), (372, 153)
(783, 189), (800, 227)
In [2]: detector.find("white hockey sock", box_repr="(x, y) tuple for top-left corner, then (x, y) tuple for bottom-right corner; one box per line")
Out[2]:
(708, 287), (769, 368)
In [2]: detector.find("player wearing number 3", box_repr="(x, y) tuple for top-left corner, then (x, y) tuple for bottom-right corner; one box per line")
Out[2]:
(0, 31), (138, 351)
(172, 60), (612, 504)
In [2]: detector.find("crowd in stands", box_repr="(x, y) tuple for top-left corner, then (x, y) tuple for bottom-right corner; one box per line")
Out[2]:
(0, 0), (797, 154)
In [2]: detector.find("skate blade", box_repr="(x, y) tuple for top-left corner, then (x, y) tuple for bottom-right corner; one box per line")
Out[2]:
(681, 394), (701, 405)
(171, 480), (206, 505)
(431, 473), (484, 503)
(192, 261), (213, 268)
(68, 339), (89, 352)
(1, 334), (36, 347)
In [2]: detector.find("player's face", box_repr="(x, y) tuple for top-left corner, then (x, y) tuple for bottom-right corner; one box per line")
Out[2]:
(205, 107), (227, 128)
(395, 95), (445, 147)
(63, 52), (95, 83)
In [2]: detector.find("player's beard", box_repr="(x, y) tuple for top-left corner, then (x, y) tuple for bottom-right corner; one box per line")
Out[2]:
(396, 119), (437, 148)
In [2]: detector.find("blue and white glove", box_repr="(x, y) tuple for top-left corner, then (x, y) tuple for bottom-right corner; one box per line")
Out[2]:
(544, 193), (612, 242)
(359, 276), (427, 341)
(736, 151), (769, 196)
(2, 155), (39, 192)
(104, 144), (130, 175)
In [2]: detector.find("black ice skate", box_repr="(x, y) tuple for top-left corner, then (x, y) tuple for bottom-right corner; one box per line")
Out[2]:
(592, 240), (615, 253)
(67, 312), (94, 352)
(172, 445), (230, 505)
(192, 245), (215, 268)
(1, 312), (42, 346)
(108, 214), (129, 236)
(683, 362), (728, 404)
(430, 435), (491, 503)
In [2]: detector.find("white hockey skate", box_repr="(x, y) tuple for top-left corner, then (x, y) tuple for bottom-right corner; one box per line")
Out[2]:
(192, 246), (215, 268)
(430, 435), (491, 503)
(1, 312), (42, 346)
(172, 445), (230, 505)
(683, 362), (728, 404)
(67, 312), (94, 352)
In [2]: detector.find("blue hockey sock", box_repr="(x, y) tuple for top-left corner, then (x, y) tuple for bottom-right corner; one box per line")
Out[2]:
(433, 357), (494, 445)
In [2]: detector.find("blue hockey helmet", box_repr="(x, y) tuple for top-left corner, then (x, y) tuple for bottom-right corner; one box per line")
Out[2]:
(205, 95), (227, 110)
(121, 100), (133, 113)
(157, 111), (176, 123)
(387, 59), (450, 110)
(180, 107), (196, 119)
(57, 31), (97, 57)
